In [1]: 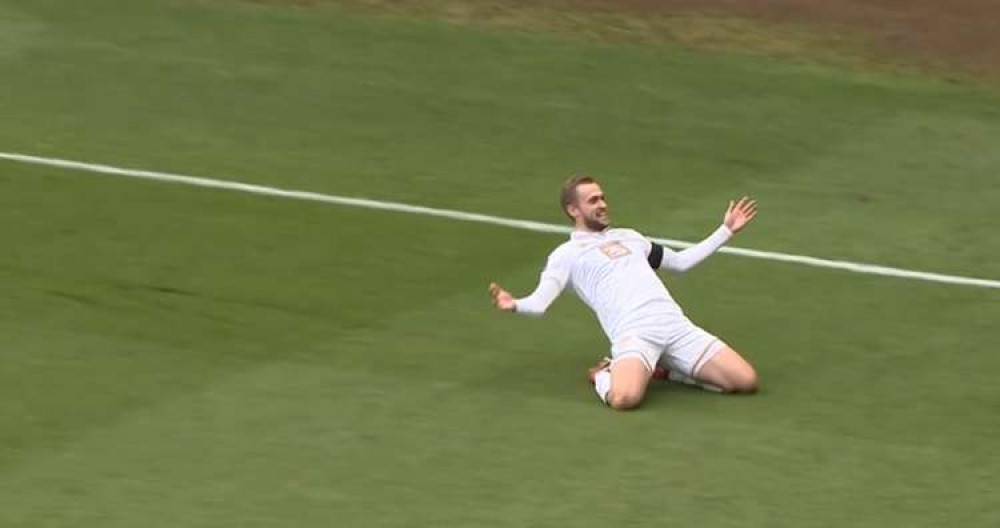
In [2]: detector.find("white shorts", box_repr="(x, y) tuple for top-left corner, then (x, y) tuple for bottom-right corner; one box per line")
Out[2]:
(610, 322), (725, 378)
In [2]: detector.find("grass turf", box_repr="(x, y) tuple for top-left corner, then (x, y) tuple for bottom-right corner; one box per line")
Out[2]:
(0, 0), (998, 526)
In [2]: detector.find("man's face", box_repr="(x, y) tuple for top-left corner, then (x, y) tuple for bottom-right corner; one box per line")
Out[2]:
(570, 182), (610, 231)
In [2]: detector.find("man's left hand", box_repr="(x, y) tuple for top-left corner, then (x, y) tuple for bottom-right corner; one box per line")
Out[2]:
(724, 197), (758, 234)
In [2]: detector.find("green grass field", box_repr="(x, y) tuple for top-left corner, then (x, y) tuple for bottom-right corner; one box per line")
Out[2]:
(1, 1), (998, 526)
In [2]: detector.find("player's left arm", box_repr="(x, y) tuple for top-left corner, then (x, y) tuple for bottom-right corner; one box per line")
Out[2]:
(648, 197), (758, 273)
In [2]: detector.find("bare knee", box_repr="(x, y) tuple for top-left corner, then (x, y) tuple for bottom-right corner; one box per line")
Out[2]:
(607, 356), (651, 410)
(698, 346), (758, 395)
(723, 365), (759, 394)
(608, 390), (644, 411)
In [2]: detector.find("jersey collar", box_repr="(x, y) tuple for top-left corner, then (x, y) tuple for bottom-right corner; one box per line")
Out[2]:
(570, 227), (610, 240)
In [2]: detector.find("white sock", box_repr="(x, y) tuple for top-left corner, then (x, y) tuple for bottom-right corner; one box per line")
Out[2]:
(594, 369), (612, 403)
(668, 370), (723, 393)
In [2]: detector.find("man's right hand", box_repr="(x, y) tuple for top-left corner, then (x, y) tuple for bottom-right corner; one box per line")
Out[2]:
(489, 282), (516, 312)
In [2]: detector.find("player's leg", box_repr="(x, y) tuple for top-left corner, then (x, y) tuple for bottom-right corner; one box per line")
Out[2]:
(608, 357), (653, 410)
(662, 325), (758, 394)
(591, 337), (660, 410)
(694, 345), (758, 393)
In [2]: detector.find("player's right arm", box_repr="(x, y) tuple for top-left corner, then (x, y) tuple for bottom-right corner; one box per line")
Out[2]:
(489, 249), (570, 317)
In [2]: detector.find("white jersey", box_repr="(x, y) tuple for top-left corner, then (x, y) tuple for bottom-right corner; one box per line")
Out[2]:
(514, 225), (732, 343)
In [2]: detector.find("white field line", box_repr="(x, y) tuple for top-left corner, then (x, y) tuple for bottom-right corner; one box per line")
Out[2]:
(2, 150), (998, 290)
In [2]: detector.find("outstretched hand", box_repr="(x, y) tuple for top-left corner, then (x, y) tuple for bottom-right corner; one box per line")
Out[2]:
(724, 197), (758, 234)
(489, 282), (516, 312)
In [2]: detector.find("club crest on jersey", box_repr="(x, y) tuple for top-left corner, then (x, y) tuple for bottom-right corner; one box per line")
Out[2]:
(599, 241), (631, 259)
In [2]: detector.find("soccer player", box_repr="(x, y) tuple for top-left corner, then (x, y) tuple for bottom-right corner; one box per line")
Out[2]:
(489, 174), (759, 410)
